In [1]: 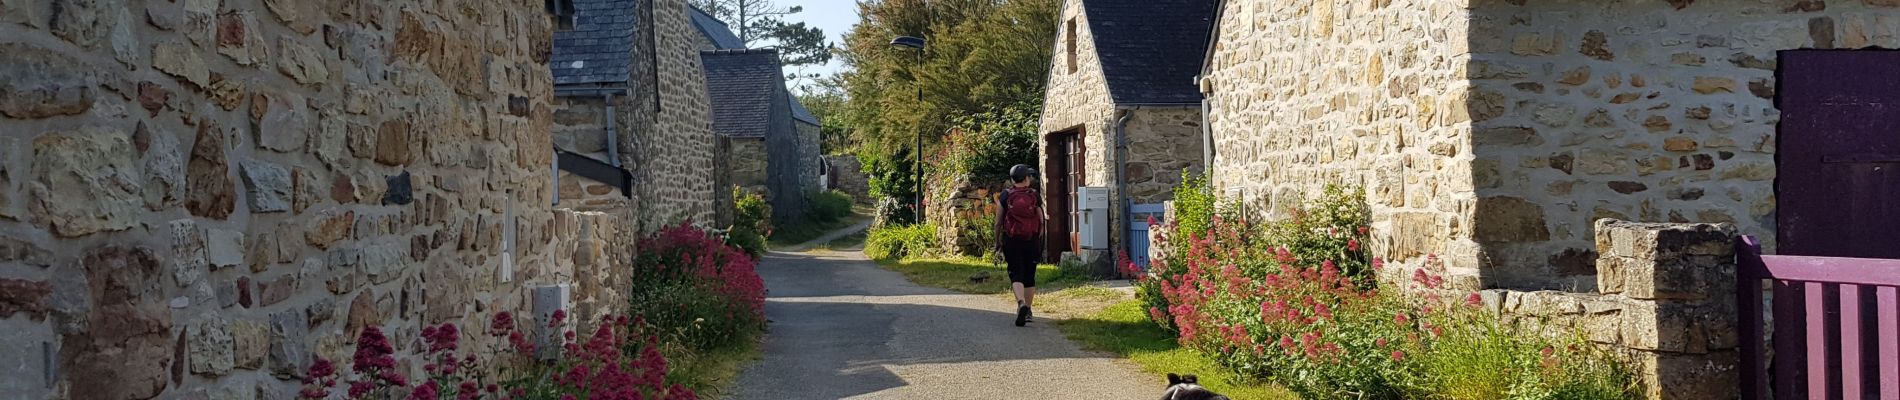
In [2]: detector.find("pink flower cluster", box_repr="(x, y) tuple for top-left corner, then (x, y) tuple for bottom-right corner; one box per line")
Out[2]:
(639, 222), (767, 321)
(300, 311), (697, 400)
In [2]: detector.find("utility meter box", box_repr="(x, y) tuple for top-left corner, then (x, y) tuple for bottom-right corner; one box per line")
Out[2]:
(1076, 186), (1110, 250)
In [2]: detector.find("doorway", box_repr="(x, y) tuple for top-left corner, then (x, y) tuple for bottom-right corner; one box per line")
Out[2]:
(1776, 50), (1900, 258)
(1045, 128), (1085, 262)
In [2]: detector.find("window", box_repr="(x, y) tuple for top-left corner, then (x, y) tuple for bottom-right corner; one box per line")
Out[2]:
(1065, 19), (1077, 74)
(547, 0), (575, 31)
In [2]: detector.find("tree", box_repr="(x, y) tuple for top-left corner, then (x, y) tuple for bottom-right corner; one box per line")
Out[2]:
(826, 0), (1057, 215)
(690, 0), (832, 72)
(798, 77), (854, 155)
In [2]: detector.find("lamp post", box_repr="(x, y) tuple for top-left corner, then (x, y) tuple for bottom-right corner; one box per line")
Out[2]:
(889, 35), (926, 222)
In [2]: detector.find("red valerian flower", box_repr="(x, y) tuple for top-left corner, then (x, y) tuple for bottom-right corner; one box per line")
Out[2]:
(1391, 350), (1406, 362)
(408, 381), (439, 400)
(1466, 293), (1483, 307)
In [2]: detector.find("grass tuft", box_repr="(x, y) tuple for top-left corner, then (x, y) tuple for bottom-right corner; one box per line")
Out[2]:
(874, 257), (1080, 294)
(1057, 300), (1302, 400)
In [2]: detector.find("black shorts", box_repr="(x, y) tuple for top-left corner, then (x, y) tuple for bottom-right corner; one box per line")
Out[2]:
(1002, 237), (1039, 287)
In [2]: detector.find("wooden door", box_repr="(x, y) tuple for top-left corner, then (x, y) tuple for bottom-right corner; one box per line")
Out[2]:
(1777, 50), (1900, 259)
(1044, 131), (1078, 262)
(1067, 130), (1088, 255)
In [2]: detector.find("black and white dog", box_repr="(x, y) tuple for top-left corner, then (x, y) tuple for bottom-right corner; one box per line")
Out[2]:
(1160, 373), (1230, 400)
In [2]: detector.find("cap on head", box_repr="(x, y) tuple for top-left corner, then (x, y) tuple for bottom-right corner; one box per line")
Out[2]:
(1009, 164), (1037, 183)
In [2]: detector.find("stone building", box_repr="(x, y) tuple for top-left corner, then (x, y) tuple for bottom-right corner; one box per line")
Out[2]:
(0, 0), (662, 397)
(1037, 0), (1216, 266)
(703, 48), (822, 223)
(549, 0), (719, 230)
(1199, 0), (1900, 290)
(688, 8), (823, 224)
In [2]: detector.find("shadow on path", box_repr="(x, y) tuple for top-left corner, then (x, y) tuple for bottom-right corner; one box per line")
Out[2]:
(729, 250), (1161, 399)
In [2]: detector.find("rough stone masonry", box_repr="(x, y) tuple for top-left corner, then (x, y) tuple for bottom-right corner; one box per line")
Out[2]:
(0, 0), (641, 398)
(1201, 0), (1900, 291)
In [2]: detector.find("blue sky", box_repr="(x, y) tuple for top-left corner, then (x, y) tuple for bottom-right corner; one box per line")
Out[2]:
(779, 1), (859, 93)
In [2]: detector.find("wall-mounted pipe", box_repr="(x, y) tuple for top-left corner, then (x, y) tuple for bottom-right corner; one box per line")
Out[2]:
(1113, 109), (1134, 271)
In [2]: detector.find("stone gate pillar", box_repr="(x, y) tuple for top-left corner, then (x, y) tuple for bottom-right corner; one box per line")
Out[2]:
(1595, 219), (1741, 399)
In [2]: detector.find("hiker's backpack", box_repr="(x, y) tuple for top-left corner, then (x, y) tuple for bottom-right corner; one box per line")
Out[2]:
(1000, 187), (1042, 240)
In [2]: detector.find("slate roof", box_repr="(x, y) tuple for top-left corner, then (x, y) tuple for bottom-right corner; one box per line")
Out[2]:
(551, 0), (637, 85)
(789, 92), (819, 125)
(1082, 0), (1218, 104)
(689, 6), (746, 50)
(703, 49), (787, 138)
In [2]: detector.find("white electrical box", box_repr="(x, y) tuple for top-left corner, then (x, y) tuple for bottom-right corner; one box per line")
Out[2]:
(1076, 186), (1110, 250)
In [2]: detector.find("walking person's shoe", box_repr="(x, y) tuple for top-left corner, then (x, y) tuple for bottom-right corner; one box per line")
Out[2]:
(1015, 304), (1029, 327)
(1024, 308), (1034, 323)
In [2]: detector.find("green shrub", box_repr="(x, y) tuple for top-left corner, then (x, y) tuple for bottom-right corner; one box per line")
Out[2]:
(1133, 183), (1636, 399)
(865, 223), (939, 261)
(1261, 184), (1374, 285)
(631, 223), (766, 353)
(946, 102), (1039, 183)
(810, 190), (855, 223)
(728, 188), (772, 256)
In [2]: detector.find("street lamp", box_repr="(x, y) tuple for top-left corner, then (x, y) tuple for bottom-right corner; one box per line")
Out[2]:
(889, 35), (926, 222)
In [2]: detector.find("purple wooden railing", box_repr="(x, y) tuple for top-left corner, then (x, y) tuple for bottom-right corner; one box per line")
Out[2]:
(1737, 236), (1900, 400)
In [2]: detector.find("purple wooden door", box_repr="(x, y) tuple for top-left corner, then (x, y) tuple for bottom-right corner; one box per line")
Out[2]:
(1777, 50), (1900, 259)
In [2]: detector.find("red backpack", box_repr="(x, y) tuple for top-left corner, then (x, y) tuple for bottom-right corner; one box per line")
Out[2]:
(1000, 187), (1042, 240)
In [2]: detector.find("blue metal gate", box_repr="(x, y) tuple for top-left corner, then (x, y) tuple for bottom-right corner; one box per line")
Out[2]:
(1127, 203), (1168, 269)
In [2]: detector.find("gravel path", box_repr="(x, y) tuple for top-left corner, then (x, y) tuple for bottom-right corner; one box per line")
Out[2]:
(727, 248), (1161, 399)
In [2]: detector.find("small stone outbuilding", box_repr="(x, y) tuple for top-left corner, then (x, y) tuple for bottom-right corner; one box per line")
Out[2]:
(1038, 0), (1217, 266)
(1198, 0), (1900, 290)
(703, 48), (822, 223)
(550, 0), (719, 229)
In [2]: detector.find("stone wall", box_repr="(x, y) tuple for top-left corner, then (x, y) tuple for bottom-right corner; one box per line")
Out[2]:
(1038, 0), (1204, 270)
(924, 173), (1005, 257)
(728, 137), (768, 195)
(1462, 0), (1900, 288)
(825, 154), (872, 205)
(551, 95), (636, 212)
(1476, 220), (1740, 399)
(557, 170), (634, 211)
(795, 121), (823, 198)
(1205, 0), (1900, 290)
(640, 0), (718, 230)
(0, 0), (640, 398)
(1201, 0), (1483, 287)
(1122, 107), (1204, 203)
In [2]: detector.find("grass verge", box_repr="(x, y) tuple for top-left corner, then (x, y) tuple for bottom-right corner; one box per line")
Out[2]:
(873, 257), (1080, 294)
(822, 230), (868, 250)
(768, 213), (869, 247)
(1056, 300), (1302, 400)
(872, 256), (1296, 399)
(667, 338), (762, 399)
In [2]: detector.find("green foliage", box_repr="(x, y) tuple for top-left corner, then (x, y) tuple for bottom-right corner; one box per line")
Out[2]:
(798, 83), (854, 154)
(875, 257), (1074, 295)
(834, 0), (1058, 212)
(1168, 171), (1221, 248)
(864, 223), (938, 261)
(945, 102), (1040, 182)
(728, 189), (772, 257)
(1262, 184), (1374, 285)
(1133, 182), (1635, 400)
(1058, 300), (1301, 400)
(810, 190), (855, 224)
(1398, 312), (1635, 400)
(630, 224), (766, 356)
